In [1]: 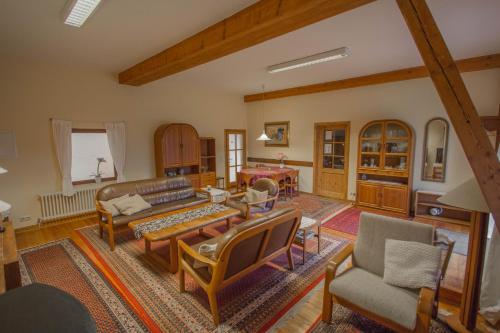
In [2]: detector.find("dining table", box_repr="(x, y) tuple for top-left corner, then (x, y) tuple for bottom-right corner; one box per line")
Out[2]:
(237, 166), (297, 191)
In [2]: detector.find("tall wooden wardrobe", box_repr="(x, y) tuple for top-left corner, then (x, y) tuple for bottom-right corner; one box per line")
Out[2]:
(154, 123), (201, 188)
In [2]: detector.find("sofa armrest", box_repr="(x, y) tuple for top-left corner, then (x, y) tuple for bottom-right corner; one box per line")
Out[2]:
(178, 240), (217, 268)
(95, 202), (113, 224)
(415, 287), (435, 332)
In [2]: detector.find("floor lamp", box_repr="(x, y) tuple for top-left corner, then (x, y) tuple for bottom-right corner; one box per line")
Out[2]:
(438, 178), (492, 330)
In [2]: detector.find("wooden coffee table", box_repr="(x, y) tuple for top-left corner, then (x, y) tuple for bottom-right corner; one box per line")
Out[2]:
(128, 203), (240, 274)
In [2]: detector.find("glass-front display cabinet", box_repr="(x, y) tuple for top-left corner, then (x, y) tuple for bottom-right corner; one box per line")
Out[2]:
(356, 120), (414, 215)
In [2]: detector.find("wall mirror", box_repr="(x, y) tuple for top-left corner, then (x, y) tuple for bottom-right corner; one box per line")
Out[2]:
(422, 117), (449, 182)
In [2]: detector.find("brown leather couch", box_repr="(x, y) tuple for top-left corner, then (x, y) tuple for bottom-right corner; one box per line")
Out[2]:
(95, 176), (208, 250)
(178, 207), (302, 325)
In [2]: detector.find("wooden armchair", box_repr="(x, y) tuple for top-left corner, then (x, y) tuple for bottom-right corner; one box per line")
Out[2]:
(178, 208), (302, 325)
(322, 212), (454, 333)
(225, 178), (279, 219)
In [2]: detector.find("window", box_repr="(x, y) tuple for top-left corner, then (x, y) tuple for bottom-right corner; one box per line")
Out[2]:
(71, 129), (116, 185)
(225, 129), (246, 188)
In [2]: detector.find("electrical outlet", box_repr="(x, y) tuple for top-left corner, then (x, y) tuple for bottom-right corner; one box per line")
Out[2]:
(19, 215), (31, 222)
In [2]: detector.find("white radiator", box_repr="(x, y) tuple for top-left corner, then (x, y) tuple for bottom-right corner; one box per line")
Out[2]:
(39, 187), (99, 223)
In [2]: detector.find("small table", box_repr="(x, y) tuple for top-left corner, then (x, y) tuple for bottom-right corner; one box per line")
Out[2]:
(237, 167), (297, 191)
(200, 187), (230, 203)
(294, 216), (321, 264)
(128, 203), (240, 273)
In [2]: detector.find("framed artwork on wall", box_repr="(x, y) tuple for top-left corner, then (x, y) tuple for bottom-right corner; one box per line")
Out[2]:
(264, 121), (290, 147)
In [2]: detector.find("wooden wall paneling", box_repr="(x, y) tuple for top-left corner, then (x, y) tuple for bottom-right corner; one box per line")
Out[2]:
(243, 53), (500, 102)
(396, 0), (500, 228)
(119, 0), (375, 85)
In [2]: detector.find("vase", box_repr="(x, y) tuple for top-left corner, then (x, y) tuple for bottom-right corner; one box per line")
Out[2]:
(94, 176), (102, 184)
(280, 161), (284, 168)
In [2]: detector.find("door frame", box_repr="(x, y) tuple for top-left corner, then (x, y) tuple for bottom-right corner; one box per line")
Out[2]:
(313, 122), (350, 199)
(224, 129), (247, 189)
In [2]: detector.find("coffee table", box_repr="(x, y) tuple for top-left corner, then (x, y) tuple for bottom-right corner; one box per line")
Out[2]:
(128, 203), (240, 274)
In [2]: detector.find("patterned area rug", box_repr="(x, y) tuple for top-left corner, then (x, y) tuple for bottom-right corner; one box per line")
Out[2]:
(276, 193), (351, 223)
(76, 225), (349, 332)
(322, 207), (362, 235)
(311, 304), (452, 333)
(19, 239), (158, 333)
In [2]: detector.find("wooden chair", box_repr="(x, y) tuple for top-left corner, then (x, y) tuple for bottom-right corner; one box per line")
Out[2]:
(284, 169), (299, 199)
(178, 208), (302, 325)
(226, 178), (279, 219)
(272, 173), (288, 201)
(322, 212), (454, 333)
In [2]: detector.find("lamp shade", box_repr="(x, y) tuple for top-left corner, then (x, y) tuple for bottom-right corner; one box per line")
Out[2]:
(0, 166), (7, 174)
(437, 178), (490, 213)
(256, 130), (271, 141)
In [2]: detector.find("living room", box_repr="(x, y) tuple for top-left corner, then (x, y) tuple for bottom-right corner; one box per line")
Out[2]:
(1, 0), (499, 332)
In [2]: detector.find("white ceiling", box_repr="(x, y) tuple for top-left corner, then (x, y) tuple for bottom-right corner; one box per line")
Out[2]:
(1, 0), (499, 95)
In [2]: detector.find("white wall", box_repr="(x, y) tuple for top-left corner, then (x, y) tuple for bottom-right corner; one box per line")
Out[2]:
(247, 69), (500, 200)
(0, 58), (247, 228)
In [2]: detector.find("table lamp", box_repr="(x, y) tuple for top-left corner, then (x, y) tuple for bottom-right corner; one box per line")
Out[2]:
(438, 178), (491, 330)
(0, 165), (10, 233)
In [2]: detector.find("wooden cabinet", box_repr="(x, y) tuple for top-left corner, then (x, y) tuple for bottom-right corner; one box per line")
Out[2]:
(155, 123), (201, 186)
(356, 120), (414, 216)
(200, 137), (217, 187)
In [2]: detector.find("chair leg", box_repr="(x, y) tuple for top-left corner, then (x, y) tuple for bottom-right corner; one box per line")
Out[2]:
(317, 225), (321, 254)
(207, 291), (220, 326)
(98, 223), (103, 239)
(107, 223), (115, 251)
(321, 291), (334, 323)
(303, 236), (307, 265)
(179, 267), (185, 293)
(287, 248), (294, 270)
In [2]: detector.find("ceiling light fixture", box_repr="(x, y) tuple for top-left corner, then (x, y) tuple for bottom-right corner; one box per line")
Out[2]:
(257, 85), (271, 142)
(63, 0), (102, 27)
(267, 47), (350, 74)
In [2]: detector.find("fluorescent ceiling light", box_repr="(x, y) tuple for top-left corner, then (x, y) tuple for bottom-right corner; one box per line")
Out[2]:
(64, 0), (102, 27)
(267, 47), (350, 73)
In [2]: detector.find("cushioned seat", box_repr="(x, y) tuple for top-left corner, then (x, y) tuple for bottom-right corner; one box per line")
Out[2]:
(225, 200), (268, 216)
(330, 267), (419, 330)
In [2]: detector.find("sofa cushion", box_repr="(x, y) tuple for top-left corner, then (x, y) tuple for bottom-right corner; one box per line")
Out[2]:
(383, 239), (441, 289)
(114, 194), (152, 216)
(99, 194), (129, 217)
(110, 197), (209, 226)
(353, 212), (434, 277)
(142, 188), (195, 206)
(330, 267), (419, 330)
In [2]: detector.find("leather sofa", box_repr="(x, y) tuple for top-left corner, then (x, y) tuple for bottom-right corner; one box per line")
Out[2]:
(95, 176), (208, 250)
(178, 207), (302, 325)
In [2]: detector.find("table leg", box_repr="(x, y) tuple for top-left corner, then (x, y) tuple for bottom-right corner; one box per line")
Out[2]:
(168, 236), (178, 274)
(226, 218), (232, 230)
(145, 239), (152, 254)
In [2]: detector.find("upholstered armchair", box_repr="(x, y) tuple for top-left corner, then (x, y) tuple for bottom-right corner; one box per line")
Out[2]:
(225, 178), (279, 219)
(322, 212), (454, 333)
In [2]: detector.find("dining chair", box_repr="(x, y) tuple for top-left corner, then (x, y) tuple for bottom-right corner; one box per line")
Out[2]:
(285, 169), (299, 199)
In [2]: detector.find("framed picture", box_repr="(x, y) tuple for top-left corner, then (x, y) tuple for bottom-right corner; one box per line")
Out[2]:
(264, 121), (290, 147)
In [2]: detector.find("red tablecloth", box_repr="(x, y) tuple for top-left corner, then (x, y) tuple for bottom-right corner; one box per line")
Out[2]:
(238, 167), (296, 187)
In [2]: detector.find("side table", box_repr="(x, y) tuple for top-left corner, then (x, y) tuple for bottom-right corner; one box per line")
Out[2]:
(294, 216), (321, 264)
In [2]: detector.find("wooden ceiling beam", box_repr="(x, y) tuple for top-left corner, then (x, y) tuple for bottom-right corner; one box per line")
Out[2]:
(396, 0), (500, 227)
(244, 53), (500, 102)
(118, 0), (375, 86)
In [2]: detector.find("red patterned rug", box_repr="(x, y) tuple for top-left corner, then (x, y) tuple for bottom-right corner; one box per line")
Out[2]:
(277, 193), (351, 223)
(322, 207), (362, 235)
(19, 239), (160, 333)
(75, 224), (349, 332)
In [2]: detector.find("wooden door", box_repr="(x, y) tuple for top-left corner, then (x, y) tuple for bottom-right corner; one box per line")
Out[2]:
(314, 123), (350, 199)
(357, 182), (381, 208)
(180, 124), (199, 166)
(163, 125), (182, 167)
(381, 185), (408, 212)
(225, 129), (246, 188)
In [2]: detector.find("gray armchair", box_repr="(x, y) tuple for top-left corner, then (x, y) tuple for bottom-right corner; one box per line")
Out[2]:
(225, 178), (279, 219)
(322, 212), (454, 333)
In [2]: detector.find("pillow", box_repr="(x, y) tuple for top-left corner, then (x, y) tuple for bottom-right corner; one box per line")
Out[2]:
(99, 194), (130, 217)
(241, 188), (268, 208)
(383, 239), (441, 289)
(113, 194), (152, 216)
(193, 243), (218, 269)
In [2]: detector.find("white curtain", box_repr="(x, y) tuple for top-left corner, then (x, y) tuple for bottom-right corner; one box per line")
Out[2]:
(51, 119), (74, 196)
(480, 143), (500, 325)
(105, 122), (126, 182)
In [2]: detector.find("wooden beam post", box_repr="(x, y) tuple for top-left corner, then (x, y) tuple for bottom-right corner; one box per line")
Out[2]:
(396, 0), (500, 229)
(119, 0), (375, 86)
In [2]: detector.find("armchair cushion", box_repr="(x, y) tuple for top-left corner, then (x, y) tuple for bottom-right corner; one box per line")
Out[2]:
(383, 239), (441, 289)
(241, 188), (268, 208)
(353, 212), (434, 277)
(225, 199), (270, 217)
(330, 267), (419, 330)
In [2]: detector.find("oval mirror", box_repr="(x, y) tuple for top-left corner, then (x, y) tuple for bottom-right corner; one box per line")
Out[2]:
(422, 118), (449, 182)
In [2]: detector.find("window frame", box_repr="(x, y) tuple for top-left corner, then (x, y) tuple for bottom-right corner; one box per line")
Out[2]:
(71, 128), (117, 185)
(224, 129), (247, 189)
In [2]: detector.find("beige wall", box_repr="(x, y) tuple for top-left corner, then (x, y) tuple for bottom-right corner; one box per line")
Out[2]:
(0, 58), (247, 228)
(247, 69), (500, 200)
